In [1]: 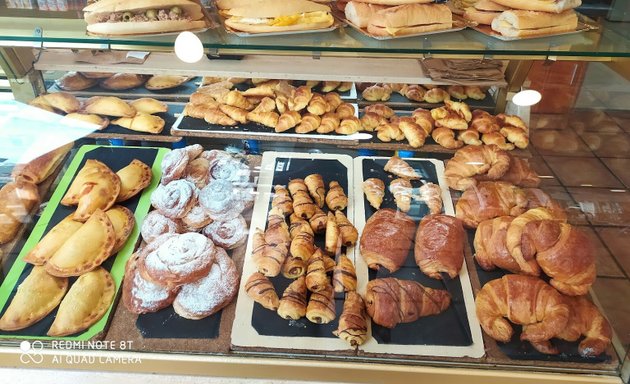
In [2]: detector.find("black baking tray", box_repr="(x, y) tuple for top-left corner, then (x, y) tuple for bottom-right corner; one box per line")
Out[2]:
(358, 89), (495, 111)
(360, 158), (473, 347)
(232, 81), (356, 100)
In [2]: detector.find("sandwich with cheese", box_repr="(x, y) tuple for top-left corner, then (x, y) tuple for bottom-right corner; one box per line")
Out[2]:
(366, 3), (452, 37)
(491, 0), (581, 13)
(345, 1), (386, 28)
(223, 0), (334, 33)
(491, 9), (578, 37)
(464, 0), (507, 25)
(83, 0), (208, 36)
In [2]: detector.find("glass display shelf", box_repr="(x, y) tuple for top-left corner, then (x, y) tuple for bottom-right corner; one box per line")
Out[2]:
(0, 8), (630, 59)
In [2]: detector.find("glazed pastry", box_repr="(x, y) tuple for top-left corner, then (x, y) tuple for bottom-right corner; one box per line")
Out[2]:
(23, 214), (82, 265)
(501, 126), (529, 149)
(0, 266), (68, 331)
(272, 185), (293, 216)
(184, 157), (210, 189)
(416, 182), (442, 214)
(333, 291), (368, 346)
(306, 283), (336, 324)
(46, 209), (116, 277)
(325, 212), (342, 256)
(336, 103), (356, 119)
(160, 148), (189, 185)
(335, 210), (358, 247)
(145, 75), (189, 90)
(202, 215), (248, 250)
(524, 188), (566, 221)
(122, 250), (179, 314)
(295, 113), (321, 133)
(325, 181), (348, 211)
(151, 179), (198, 219)
(497, 155), (540, 188)
(116, 159), (152, 202)
(366, 278), (451, 328)
(11, 142), (73, 185)
(245, 272), (279, 311)
(140, 210), (182, 244)
(55, 72), (97, 91)
(554, 296), (612, 357)
(288, 179), (317, 219)
(100, 73), (146, 90)
(384, 156), (421, 180)
(112, 113), (165, 134)
(277, 276), (308, 320)
(360, 209), (415, 273)
(182, 204), (213, 231)
(389, 178), (412, 213)
(332, 255), (357, 293)
(432, 127), (464, 149)
(309, 206), (327, 234)
(130, 97), (168, 114)
(337, 117), (361, 135)
(289, 214), (315, 260)
(307, 94), (329, 115)
(0, 180), (40, 245)
(173, 248), (239, 320)
(48, 267), (115, 337)
(304, 174), (326, 208)
(276, 111), (302, 133)
(362, 178), (385, 209)
(455, 181), (528, 228)
(444, 144), (511, 191)
(414, 214), (465, 279)
(318, 112), (340, 133)
(282, 256), (307, 279)
(306, 250), (328, 292)
(474, 216), (520, 273)
(82, 96), (136, 117)
(142, 232), (216, 285)
(199, 179), (246, 221)
(105, 205), (135, 253)
(31, 92), (80, 114)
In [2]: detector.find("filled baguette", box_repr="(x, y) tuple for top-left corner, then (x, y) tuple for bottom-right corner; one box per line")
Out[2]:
(491, 0), (581, 14)
(366, 3), (452, 37)
(491, 9), (578, 37)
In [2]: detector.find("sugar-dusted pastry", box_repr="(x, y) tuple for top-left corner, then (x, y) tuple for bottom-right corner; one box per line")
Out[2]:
(309, 206), (327, 234)
(277, 276), (307, 320)
(182, 204), (213, 231)
(173, 248), (239, 320)
(203, 215), (248, 250)
(288, 179), (317, 219)
(359, 209), (415, 273)
(362, 178), (385, 210)
(122, 250), (179, 314)
(116, 159), (152, 202)
(140, 210), (182, 244)
(325, 181), (348, 211)
(333, 291), (368, 346)
(289, 213), (315, 260)
(252, 228), (288, 277)
(184, 158), (211, 189)
(151, 179), (198, 219)
(245, 272), (279, 311)
(47, 267), (115, 337)
(160, 148), (189, 185)
(142, 232), (216, 286)
(306, 249), (328, 292)
(304, 174), (326, 208)
(208, 155), (251, 184)
(130, 97), (168, 114)
(199, 180), (246, 221)
(325, 211), (342, 256)
(0, 266), (68, 331)
(112, 113), (166, 134)
(384, 156), (421, 180)
(306, 283), (336, 324)
(282, 256), (307, 279)
(333, 255), (357, 293)
(335, 210), (358, 247)
(105, 205), (135, 253)
(0, 180), (40, 245)
(100, 73), (147, 90)
(390, 178), (413, 213)
(272, 185), (293, 216)
(23, 214), (82, 265)
(82, 96), (136, 117)
(416, 182), (442, 214)
(46, 209), (116, 277)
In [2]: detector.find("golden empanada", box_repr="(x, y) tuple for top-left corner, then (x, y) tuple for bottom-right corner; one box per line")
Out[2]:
(29, 102), (56, 113)
(130, 98), (168, 114)
(82, 96), (136, 117)
(23, 214), (83, 265)
(31, 92), (80, 114)
(112, 113), (165, 134)
(105, 205), (135, 253)
(45, 209), (116, 277)
(47, 267), (115, 337)
(62, 113), (109, 130)
(99, 73), (147, 91)
(0, 266), (68, 331)
(115, 159), (152, 202)
(79, 72), (113, 79)
(55, 72), (97, 91)
(145, 75), (189, 90)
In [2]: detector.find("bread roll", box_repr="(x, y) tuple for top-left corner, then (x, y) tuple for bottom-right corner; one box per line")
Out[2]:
(492, 0), (581, 13)
(367, 3), (452, 37)
(464, 0), (507, 25)
(491, 9), (578, 37)
(352, 0), (433, 5)
(345, 1), (386, 28)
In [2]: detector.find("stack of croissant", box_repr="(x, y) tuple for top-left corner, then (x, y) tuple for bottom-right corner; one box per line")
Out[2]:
(361, 83), (487, 103)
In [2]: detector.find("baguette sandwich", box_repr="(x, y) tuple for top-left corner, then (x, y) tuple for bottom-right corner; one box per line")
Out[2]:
(367, 3), (452, 37)
(352, 0), (433, 5)
(224, 0), (334, 33)
(345, 1), (386, 28)
(491, 9), (578, 37)
(491, 0), (581, 13)
(464, 0), (507, 25)
(83, 0), (208, 36)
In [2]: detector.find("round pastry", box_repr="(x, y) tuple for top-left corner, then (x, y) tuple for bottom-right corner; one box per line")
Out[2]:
(160, 148), (189, 185)
(141, 232), (216, 286)
(184, 144), (204, 160)
(122, 250), (179, 314)
(200, 149), (231, 164)
(172, 248), (239, 320)
(185, 157), (211, 189)
(150, 179), (198, 219)
(141, 210), (183, 243)
(208, 156), (251, 184)
(199, 179), (245, 221)
(237, 182), (256, 211)
(182, 204), (213, 231)
(203, 215), (248, 250)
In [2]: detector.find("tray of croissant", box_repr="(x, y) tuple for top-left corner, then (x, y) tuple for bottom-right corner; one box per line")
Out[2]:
(0, 145), (167, 341)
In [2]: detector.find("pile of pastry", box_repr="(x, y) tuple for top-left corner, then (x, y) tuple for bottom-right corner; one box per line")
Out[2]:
(463, 0), (580, 38)
(362, 101), (528, 150)
(29, 92), (169, 134)
(361, 83), (486, 103)
(124, 145), (253, 319)
(445, 144), (612, 356)
(0, 143), (72, 246)
(0, 158), (152, 336)
(185, 80), (360, 134)
(55, 72), (192, 92)
(201, 77), (353, 94)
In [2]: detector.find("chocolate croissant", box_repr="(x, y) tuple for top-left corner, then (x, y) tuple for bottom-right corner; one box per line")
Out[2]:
(333, 291), (368, 346)
(288, 179), (317, 219)
(322, 254), (336, 272)
(304, 174), (326, 208)
(277, 276), (307, 320)
(245, 272), (279, 311)
(325, 181), (348, 211)
(252, 228), (287, 277)
(306, 283), (336, 324)
(272, 185), (293, 216)
(306, 249), (328, 292)
(332, 255), (357, 293)
(289, 213), (315, 260)
(325, 211), (342, 256)
(282, 256), (307, 279)
(265, 207), (291, 250)
(335, 210), (358, 247)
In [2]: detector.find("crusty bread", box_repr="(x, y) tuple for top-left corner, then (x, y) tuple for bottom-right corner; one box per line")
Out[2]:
(352, 0), (433, 5)
(367, 3), (452, 36)
(227, 0), (330, 17)
(345, 1), (386, 28)
(87, 20), (208, 35)
(216, 0), (256, 9)
(464, 0), (507, 25)
(84, 0), (203, 22)
(475, 0), (508, 11)
(491, 9), (578, 37)
(224, 18), (333, 33)
(491, 0), (581, 13)
(367, 22), (452, 36)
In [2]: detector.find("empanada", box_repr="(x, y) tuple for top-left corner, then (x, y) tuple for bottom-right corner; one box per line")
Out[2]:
(23, 214), (83, 265)
(79, 72), (113, 79)
(145, 75), (189, 90)
(62, 113), (109, 130)
(31, 92), (80, 114)
(82, 96), (136, 117)
(0, 266), (68, 331)
(99, 73), (147, 91)
(130, 98), (168, 114)
(45, 209), (116, 277)
(115, 159), (152, 202)
(55, 72), (97, 91)
(47, 267), (115, 337)
(112, 113), (165, 134)
(105, 205), (135, 253)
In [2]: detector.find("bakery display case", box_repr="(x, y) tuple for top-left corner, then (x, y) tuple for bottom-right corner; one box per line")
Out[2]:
(1, 0), (630, 383)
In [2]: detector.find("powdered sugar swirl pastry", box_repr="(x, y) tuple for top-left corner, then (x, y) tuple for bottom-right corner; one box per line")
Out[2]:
(199, 179), (245, 221)
(182, 203), (213, 231)
(173, 248), (239, 320)
(141, 210), (183, 243)
(150, 179), (198, 219)
(203, 215), (248, 250)
(200, 149), (231, 164)
(160, 148), (189, 185)
(185, 157), (211, 189)
(122, 250), (179, 314)
(141, 232), (216, 285)
(208, 156), (251, 184)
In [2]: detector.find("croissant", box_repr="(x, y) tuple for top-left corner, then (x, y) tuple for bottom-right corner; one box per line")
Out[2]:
(465, 86), (486, 100)
(431, 107), (468, 131)
(305, 80), (320, 89)
(384, 156), (421, 180)
(265, 206), (291, 250)
(307, 94), (329, 115)
(252, 228), (287, 277)
(414, 214), (465, 279)
(497, 155), (540, 188)
(218, 104), (248, 124)
(277, 276), (307, 320)
(220, 90), (253, 110)
(524, 188), (565, 221)
(424, 87), (450, 103)
(272, 185), (293, 216)
(474, 216), (521, 273)
(496, 113), (528, 132)
(336, 103), (356, 120)
(306, 250), (328, 292)
(325, 181), (348, 211)
(325, 211), (342, 256)
(335, 210), (358, 247)
(471, 110), (499, 133)
(401, 84), (426, 102)
(482, 132), (515, 151)
(288, 179), (317, 219)
(416, 182), (442, 214)
(458, 128), (482, 146)
(245, 272), (279, 311)
(304, 174), (325, 208)
(389, 178), (412, 213)
(309, 206), (327, 233)
(183, 103), (213, 119)
(275, 95), (289, 114)
(289, 86), (313, 111)
(332, 255), (357, 293)
(306, 283), (336, 324)
(204, 108), (237, 126)
(411, 108), (434, 135)
(313, 112), (337, 134)
(323, 254), (336, 272)
(366, 278), (451, 328)
(333, 291), (368, 346)
(337, 117), (361, 135)
(362, 178), (385, 209)
(455, 181), (528, 228)
(447, 85), (467, 100)
(501, 126), (529, 149)
(362, 84), (392, 101)
(432, 128), (463, 149)
(321, 81), (340, 92)
(337, 82), (352, 92)
(295, 113), (321, 133)
(399, 120), (428, 148)
(475, 275), (569, 346)
(365, 104), (394, 118)
(360, 112), (386, 132)
(189, 92), (220, 107)
(282, 256), (307, 279)
(555, 296), (612, 357)
(273, 111), (300, 133)
(324, 93), (343, 111)
(444, 145), (511, 191)
(289, 214), (315, 260)
(247, 111), (280, 128)
(376, 122), (404, 142)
